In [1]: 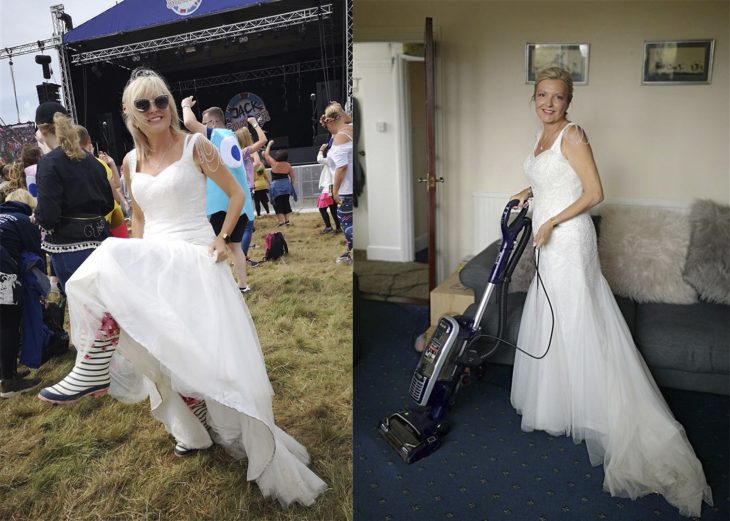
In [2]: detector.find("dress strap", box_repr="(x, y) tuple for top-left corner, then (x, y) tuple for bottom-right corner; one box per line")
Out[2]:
(552, 122), (577, 151)
(128, 149), (138, 176)
(183, 132), (201, 158)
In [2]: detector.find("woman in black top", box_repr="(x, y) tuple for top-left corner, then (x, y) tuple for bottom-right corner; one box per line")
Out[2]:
(263, 140), (296, 226)
(34, 102), (114, 291)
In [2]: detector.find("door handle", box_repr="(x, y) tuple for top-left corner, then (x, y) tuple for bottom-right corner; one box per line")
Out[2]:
(418, 175), (445, 188)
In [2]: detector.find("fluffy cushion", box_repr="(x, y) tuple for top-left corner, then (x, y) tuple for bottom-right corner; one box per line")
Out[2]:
(507, 244), (535, 293)
(598, 205), (697, 304)
(682, 199), (730, 304)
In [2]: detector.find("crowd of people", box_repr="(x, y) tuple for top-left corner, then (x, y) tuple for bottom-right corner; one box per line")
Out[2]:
(0, 66), (354, 507)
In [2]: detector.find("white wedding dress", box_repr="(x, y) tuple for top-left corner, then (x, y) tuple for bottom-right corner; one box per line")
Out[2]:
(510, 123), (712, 517)
(65, 134), (326, 506)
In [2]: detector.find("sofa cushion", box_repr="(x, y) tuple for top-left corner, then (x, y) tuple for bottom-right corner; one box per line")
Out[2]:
(635, 302), (729, 374)
(598, 205), (697, 304)
(682, 199), (730, 305)
(460, 241), (500, 298)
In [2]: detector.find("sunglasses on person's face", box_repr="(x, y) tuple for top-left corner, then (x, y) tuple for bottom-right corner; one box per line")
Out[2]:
(133, 95), (170, 113)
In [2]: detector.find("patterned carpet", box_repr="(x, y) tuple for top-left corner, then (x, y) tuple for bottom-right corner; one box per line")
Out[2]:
(354, 300), (729, 521)
(354, 250), (429, 301)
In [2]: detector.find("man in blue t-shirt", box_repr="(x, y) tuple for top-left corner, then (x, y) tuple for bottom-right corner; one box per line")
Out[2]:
(181, 97), (260, 293)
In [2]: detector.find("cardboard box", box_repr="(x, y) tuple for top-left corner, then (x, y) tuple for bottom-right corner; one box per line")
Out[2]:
(430, 270), (474, 326)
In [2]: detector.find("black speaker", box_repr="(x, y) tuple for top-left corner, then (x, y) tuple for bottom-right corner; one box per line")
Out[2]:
(36, 83), (61, 104)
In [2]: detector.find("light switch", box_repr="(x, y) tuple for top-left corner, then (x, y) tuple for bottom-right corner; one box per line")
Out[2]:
(376, 121), (387, 132)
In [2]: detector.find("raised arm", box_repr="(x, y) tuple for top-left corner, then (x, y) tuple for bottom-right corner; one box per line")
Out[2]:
(180, 96), (207, 136)
(122, 153), (145, 238)
(246, 117), (268, 154)
(263, 140), (276, 167)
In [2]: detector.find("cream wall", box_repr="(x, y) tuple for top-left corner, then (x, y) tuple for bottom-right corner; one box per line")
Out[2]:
(354, 0), (730, 275)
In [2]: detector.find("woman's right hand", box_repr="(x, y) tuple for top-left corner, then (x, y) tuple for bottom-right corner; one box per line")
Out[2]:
(510, 187), (532, 208)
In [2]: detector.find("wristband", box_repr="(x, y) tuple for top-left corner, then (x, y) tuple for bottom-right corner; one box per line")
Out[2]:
(549, 217), (559, 228)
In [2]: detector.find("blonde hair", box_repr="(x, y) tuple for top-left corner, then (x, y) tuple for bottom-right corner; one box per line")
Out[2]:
(121, 68), (184, 163)
(76, 125), (91, 146)
(2, 162), (26, 194)
(235, 127), (253, 148)
(5, 188), (37, 210)
(38, 112), (86, 161)
(320, 101), (350, 126)
(532, 67), (574, 104)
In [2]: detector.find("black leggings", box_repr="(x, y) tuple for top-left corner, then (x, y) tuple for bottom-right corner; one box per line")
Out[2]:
(254, 190), (270, 215)
(0, 304), (21, 379)
(319, 204), (341, 229)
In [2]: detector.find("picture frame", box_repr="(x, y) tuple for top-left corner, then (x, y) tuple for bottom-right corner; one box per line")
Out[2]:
(642, 40), (715, 84)
(525, 43), (590, 85)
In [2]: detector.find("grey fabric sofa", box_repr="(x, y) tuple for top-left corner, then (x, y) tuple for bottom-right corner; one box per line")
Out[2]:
(459, 232), (730, 396)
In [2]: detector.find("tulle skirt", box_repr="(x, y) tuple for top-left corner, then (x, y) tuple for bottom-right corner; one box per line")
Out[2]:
(510, 243), (712, 517)
(65, 237), (327, 506)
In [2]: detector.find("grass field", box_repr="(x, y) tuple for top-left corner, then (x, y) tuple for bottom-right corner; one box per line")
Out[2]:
(0, 211), (353, 521)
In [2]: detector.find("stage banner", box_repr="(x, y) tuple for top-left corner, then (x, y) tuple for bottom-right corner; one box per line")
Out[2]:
(225, 92), (271, 130)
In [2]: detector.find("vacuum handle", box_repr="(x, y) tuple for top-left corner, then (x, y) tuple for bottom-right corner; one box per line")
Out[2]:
(488, 200), (528, 284)
(501, 199), (529, 244)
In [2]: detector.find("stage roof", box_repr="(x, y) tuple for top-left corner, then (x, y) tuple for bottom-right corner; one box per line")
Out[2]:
(64, 0), (276, 44)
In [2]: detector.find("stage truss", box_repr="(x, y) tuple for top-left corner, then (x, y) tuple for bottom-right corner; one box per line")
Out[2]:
(68, 5), (333, 65)
(1, 3), (340, 123)
(169, 58), (342, 92)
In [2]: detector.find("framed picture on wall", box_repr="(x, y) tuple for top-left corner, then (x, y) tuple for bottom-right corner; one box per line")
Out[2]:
(642, 40), (715, 84)
(525, 43), (590, 85)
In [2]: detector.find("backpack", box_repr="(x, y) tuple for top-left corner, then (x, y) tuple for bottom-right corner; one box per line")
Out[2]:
(42, 301), (69, 363)
(264, 231), (288, 261)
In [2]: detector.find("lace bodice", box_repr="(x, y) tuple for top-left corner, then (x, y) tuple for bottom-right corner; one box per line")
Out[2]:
(523, 122), (598, 275)
(129, 134), (214, 246)
(523, 123), (585, 225)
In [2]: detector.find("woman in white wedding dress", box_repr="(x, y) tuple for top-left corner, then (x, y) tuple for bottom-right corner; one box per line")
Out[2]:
(509, 67), (712, 517)
(37, 68), (326, 507)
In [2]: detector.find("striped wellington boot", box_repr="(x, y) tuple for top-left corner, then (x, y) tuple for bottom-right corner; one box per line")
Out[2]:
(38, 314), (119, 404)
(174, 396), (210, 457)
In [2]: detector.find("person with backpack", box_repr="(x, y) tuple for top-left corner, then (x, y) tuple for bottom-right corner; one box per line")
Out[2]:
(320, 102), (354, 264)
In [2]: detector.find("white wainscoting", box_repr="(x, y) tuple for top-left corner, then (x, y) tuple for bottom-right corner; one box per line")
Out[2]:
(472, 192), (692, 253)
(472, 192), (511, 254)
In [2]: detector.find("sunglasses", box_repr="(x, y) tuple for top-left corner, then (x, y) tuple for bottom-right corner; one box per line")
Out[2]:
(133, 95), (170, 113)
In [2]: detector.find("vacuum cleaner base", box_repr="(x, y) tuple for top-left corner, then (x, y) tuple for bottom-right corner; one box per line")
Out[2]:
(378, 409), (448, 464)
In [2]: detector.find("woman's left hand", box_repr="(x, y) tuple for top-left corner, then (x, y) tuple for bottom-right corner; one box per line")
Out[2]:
(208, 236), (228, 262)
(533, 221), (555, 249)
